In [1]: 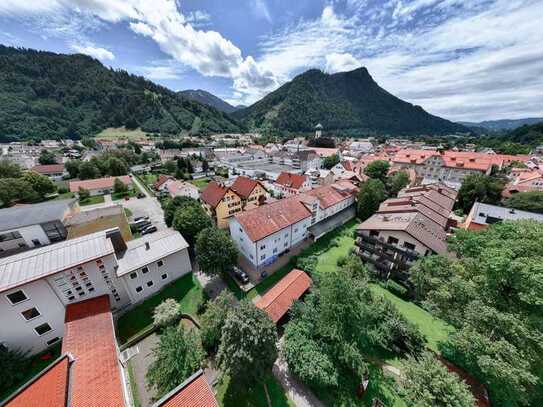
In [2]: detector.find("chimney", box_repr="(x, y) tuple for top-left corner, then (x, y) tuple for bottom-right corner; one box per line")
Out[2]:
(106, 228), (127, 255)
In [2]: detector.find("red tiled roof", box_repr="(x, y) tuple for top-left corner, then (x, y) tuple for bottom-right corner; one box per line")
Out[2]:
(309, 147), (338, 157)
(154, 174), (174, 189)
(154, 370), (218, 407)
(230, 176), (259, 199)
(69, 176), (132, 192)
(302, 180), (358, 209)
(341, 161), (354, 172)
(256, 269), (312, 323)
(200, 181), (229, 207)
(31, 164), (65, 174)
(234, 197), (311, 242)
(63, 295), (125, 407)
(5, 354), (72, 407)
(276, 172), (308, 190)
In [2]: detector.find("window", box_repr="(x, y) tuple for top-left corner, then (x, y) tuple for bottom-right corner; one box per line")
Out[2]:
(369, 230), (379, 237)
(260, 245), (266, 250)
(260, 255), (265, 260)
(88, 287), (95, 292)
(273, 248), (278, 254)
(387, 236), (399, 245)
(68, 296), (75, 301)
(34, 323), (52, 336)
(6, 290), (27, 305)
(129, 272), (137, 279)
(46, 337), (60, 346)
(161, 273), (168, 280)
(135, 286), (143, 293)
(32, 239), (41, 246)
(157, 260), (164, 267)
(294, 228), (298, 233)
(21, 307), (41, 321)
(147, 281), (154, 288)
(142, 267), (149, 274)
(403, 242), (416, 251)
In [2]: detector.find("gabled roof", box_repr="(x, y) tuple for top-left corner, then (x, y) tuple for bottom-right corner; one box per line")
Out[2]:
(302, 181), (358, 209)
(276, 172), (308, 190)
(153, 370), (218, 407)
(154, 174), (174, 189)
(234, 198), (311, 242)
(4, 354), (73, 407)
(62, 296), (125, 407)
(31, 163), (65, 174)
(200, 181), (229, 208)
(256, 269), (312, 323)
(230, 176), (260, 199)
(69, 176), (132, 192)
(0, 230), (115, 293)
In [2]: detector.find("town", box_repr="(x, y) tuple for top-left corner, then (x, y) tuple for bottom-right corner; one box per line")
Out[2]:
(1, 125), (542, 407)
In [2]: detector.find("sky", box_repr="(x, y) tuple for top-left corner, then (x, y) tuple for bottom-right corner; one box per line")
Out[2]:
(0, 0), (542, 122)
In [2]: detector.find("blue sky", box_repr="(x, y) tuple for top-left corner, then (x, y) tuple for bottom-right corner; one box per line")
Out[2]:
(0, 0), (542, 121)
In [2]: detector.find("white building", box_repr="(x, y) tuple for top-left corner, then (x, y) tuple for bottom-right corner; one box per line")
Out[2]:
(0, 228), (191, 354)
(229, 181), (357, 269)
(463, 202), (543, 230)
(0, 199), (79, 257)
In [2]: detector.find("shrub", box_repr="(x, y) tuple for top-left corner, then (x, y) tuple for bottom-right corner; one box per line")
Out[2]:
(336, 255), (347, 267)
(384, 279), (408, 299)
(153, 299), (181, 327)
(58, 186), (69, 194)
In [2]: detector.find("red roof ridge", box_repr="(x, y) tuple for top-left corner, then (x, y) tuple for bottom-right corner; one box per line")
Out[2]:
(153, 369), (218, 407)
(230, 176), (260, 199)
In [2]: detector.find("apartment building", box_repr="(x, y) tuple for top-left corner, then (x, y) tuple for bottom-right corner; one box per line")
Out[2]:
(462, 202), (543, 230)
(230, 181), (357, 269)
(0, 198), (79, 257)
(274, 172), (312, 196)
(392, 149), (530, 189)
(502, 168), (543, 197)
(0, 228), (191, 355)
(200, 176), (267, 228)
(355, 183), (457, 281)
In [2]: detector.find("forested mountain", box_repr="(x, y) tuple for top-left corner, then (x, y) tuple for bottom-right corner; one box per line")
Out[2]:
(458, 117), (543, 132)
(503, 121), (543, 145)
(0, 46), (243, 141)
(233, 68), (467, 135)
(178, 89), (239, 114)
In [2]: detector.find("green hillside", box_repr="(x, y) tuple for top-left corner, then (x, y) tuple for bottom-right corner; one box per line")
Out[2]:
(0, 46), (243, 141)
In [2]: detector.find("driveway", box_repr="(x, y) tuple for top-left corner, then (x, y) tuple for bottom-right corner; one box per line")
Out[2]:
(122, 196), (166, 231)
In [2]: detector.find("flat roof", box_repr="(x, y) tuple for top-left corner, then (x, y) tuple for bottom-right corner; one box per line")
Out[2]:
(116, 229), (189, 276)
(0, 230), (115, 293)
(0, 198), (76, 232)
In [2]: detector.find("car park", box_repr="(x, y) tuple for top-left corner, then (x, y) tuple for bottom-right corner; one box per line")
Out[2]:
(141, 225), (158, 235)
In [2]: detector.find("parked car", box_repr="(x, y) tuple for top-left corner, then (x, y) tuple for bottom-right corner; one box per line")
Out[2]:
(141, 225), (158, 235)
(232, 266), (249, 284)
(133, 216), (150, 222)
(137, 192), (145, 199)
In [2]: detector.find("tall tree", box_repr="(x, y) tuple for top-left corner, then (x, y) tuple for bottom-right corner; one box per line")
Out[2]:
(64, 160), (80, 178)
(401, 352), (475, 407)
(113, 178), (128, 195)
(217, 301), (278, 386)
(322, 154), (340, 169)
(357, 179), (386, 221)
(0, 178), (39, 206)
(0, 159), (22, 179)
(503, 191), (543, 214)
(172, 204), (213, 245)
(456, 173), (505, 213)
(107, 157), (128, 176)
(38, 150), (57, 165)
(388, 170), (410, 196)
(363, 160), (391, 182)
(200, 291), (237, 353)
(195, 227), (238, 277)
(22, 172), (56, 197)
(77, 161), (100, 180)
(146, 326), (205, 399)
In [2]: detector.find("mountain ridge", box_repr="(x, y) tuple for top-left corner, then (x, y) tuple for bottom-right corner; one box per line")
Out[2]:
(233, 67), (468, 135)
(458, 118), (543, 132)
(178, 89), (240, 114)
(0, 45), (243, 141)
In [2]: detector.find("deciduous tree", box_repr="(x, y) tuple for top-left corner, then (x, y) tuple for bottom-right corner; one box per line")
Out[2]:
(363, 160), (390, 182)
(195, 227), (238, 277)
(456, 173), (505, 213)
(173, 205), (213, 245)
(357, 179), (386, 221)
(200, 291), (237, 353)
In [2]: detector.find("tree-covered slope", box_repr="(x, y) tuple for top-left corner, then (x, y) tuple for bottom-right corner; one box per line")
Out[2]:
(0, 46), (243, 141)
(504, 121), (543, 145)
(233, 68), (467, 135)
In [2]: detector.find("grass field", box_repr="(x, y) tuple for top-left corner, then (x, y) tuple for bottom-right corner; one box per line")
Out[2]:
(79, 195), (105, 206)
(116, 273), (204, 344)
(95, 127), (150, 142)
(216, 374), (295, 407)
(67, 213), (133, 241)
(53, 191), (75, 200)
(190, 177), (210, 191)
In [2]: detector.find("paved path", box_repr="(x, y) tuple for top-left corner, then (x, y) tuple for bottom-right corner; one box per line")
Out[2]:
(104, 194), (112, 204)
(131, 174), (152, 198)
(273, 355), (324, 407)
(128, 333), (160, 407)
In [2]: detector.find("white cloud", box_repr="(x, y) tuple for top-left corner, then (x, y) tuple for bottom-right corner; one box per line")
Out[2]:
(325, 53), (361, 73)
(71, 43), (114, 61)
(252, 0), (272, 23)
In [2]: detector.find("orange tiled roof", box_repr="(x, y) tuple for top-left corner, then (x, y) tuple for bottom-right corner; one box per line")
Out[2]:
(255, 269), (312, 323)
(230, 176), (260, 199)
(69, 175), (132, 192)
(154, 174), (174, 189)
(302, 180), (358, 209)
(63, 295), (125, 407)
(200, 181), (229, 207)
(154, 370), (218, 407)
(31, 164), (65, 174)
(276, 172), (308, 190)
(234, 197), (311, 242)
(5, 354), (72, 407)
(308, 147), (338, 157)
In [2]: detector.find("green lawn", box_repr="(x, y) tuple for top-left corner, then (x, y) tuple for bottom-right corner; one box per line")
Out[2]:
(136, 173), (158, 195)
(53, 191), (75, 200)
(116, 273), (204, 344)
(369, 284), (454, 352)
(96, 126), (150, 142)
(79, 195), (105, 206)
(216, 374), (295, 407)
(112, 183), (143, 201)
(190, 177), (211, 191)
(0, 343), (62, 401)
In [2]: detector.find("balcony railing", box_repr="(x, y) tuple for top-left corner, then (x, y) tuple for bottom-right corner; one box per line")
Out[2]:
(356, 233), (419, 261)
